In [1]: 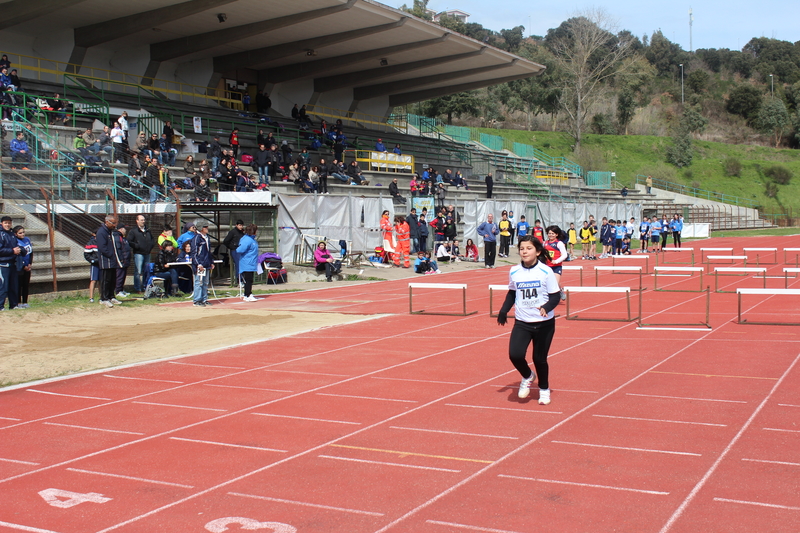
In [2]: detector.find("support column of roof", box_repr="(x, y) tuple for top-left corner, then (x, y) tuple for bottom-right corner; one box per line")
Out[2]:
(388, 72), (541, 107)
(213, 17), (408, 74)
(354, 60), (518, 100)
(67, 0), (237, 73)
(313, 46), (486, 93)
(259, 34), (449, 89)
(0, 0), (89, 30)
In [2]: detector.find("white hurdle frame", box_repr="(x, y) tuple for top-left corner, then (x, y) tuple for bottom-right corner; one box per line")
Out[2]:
(700, 248), (733, 263)
(737, 288), (800, 326)
(743, 247), (778, 265)
(657, 247), (695, 266)
(653, 266), (705, 292)
(784, 268), (800, 289)
(488, 284), (508, 317)
(408, 283), (476, 316)
(565, 286), (639, 322)
(705, 255), (748, 272)
(594, 265), (644, 291)
(611, 254), (650, 273)
(714, 267), (767, 293)
(784, 248), (800, 267)
(562, 265), (584, 286)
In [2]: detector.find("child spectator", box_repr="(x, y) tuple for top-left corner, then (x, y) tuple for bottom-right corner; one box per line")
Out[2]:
(153, 240), (180, 296)
(579, 220), (595, 260)
(464, 238), (479, 262)
(417, 214), (429, 253)
(414, 251), (440, 274)
(638, 218), (650, 253)
(567, 222), (577, 260)
(614, 219), (626, 255)
(516, 215), (529, 243)
(599, 217), (613, 259)
(532, 219), (545, 243)
(14, 226), (32, 308)
(498, 211), (512, 258)
(229, 128), (240, 158)
(10, 131), (31, 170)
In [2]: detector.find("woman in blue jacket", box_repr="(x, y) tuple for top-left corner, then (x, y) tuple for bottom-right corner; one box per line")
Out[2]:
(236, 224), (260, 302)
(14, 226), (32, 308)
(670, 214), (683, 248)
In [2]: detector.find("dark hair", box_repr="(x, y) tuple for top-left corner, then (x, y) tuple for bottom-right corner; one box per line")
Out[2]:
(245, 223), (258, 235)
(161, 240), (174, 249)
(12, 225), (24, 234)
(517, 235), (548, 264)
(236, 219), (244, 226)
(181, 241), (191, 252)
(1, 216), (12, 222)
(545, 225), (563, 240)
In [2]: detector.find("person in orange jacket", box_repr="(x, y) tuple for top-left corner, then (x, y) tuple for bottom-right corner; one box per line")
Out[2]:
(380, 210), (395, 261)
(393, 215), (411, 268)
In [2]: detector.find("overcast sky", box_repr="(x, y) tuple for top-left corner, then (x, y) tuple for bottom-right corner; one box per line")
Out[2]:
(403, 1), (800, 52)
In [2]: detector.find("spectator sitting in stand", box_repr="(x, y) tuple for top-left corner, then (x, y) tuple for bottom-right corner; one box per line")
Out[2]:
(81, 127), (101, 155)
(291, 104), (299, 121)
(10, 131), (31, 170)
(159, 133), (177, 166)
(329, 159), (348, 183)
(442, 169), (454, 185)
(389, 178), (406, 203)
(8, 69), (21, 91)
(195, 177), (213, 202)
(0, 55), (10, 70)
(347, 160), (369, 185)
(97, 126), (114, 156)
(298, 104), (313, 126)
(183, 155), (199, 185)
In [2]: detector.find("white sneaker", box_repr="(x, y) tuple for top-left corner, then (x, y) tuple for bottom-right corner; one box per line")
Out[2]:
(100, 300), (113, 308)
(518, 374), (535, 399)
(116, 292), (128, 299)
(245, 295), (258, 302)
(538, 389), (551, 405)
(110, 298), (122, 305)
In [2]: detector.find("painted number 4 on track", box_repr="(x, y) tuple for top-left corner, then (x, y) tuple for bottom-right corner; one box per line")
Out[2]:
(38, 488), (111, 508)
(205, 518), (296, 532)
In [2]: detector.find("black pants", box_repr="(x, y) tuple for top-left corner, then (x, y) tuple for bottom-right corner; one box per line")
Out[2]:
(499, 235), (511, 256)
(484, 241), (496, 266)
(116, 268), (127, 293)
(509, 317), (556, 390)
(673, 231), (681, 248)
(316, 261), (340, 280)
(318, 175), (328, 193)
(99, 268), (116, 301)
(241, 271), (254, 297)
(486, 187), (492, 199)
(0, 264), (19, 309)
(18, 268), (31, 304)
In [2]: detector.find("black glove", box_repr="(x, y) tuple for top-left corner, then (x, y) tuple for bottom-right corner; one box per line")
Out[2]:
(497, 311), (508, 326)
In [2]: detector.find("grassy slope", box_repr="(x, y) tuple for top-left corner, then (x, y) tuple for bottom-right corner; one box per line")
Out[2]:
(477, 128), (800, 216)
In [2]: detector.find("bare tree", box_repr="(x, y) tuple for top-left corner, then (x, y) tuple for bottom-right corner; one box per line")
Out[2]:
(548, 9), (634, 150)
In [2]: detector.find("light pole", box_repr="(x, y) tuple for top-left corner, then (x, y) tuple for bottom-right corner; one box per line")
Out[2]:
(679, 64), (684, 104)
(769, 74), (774, 98)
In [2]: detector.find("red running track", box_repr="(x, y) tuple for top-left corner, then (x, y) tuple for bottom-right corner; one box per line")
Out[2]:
(1, 235), (799, 532)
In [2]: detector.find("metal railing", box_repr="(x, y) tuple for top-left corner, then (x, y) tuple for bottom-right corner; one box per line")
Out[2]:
(306, 105), (406, 134)
(1, 90), (110, 131)
(5, 50), (244, 109)
(636, 175), (760, 209)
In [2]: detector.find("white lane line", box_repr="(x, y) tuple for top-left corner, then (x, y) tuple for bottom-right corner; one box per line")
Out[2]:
(318, 455), (461, 473)
(262, 369), (350, 377)
(426, 520), (524, 533)
(658, 351), (800, 533)
(0, 520), (62, 533)
(778, 403), (800, 408)
(593, 414), (727, 427)
(446, 403), (562, 414)
(0, 457), (39, 465)
(742, 458), (800, 467)
(372, 376), (467, 385)
(43, 422), (145, 435)
(627, 393), (747, 404)
(713, 497), (800, 511)
(168, 361), (246, 370)
(169, 437), (287, 453)
(0, 416), (21, 421)
(763, 427), (800, 433)
(131, 401), (226, 412)
(498, 474), (669, 496)
(26, 389), (110, 401)
(203, 384), (293, 393)
(66, 468), (194, 488)
(389, 426), (519, 440)
(103, 374), (184, 384)
(316, 393), (417, 403)
(552, 440), (701, 457)
(489, 385), (598, 394)
(251, 412), (361, 425)
(227, 492), (384, 516)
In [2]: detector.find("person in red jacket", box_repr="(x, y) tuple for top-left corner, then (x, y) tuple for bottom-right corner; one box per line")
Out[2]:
(229, 128), (240, 158)
(393, 216), (411, 268)
(380, 210), (395, 261)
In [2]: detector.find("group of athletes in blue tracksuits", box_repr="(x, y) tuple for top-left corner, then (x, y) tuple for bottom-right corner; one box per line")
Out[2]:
(637, 214), (684, 253)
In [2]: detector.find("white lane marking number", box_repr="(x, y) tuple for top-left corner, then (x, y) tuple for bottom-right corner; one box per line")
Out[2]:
(38, 488), (112, 508)
(205, 518), (297, 532)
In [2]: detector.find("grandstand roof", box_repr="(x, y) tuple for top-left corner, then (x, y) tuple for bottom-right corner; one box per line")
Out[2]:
(2, 0), (543, 116)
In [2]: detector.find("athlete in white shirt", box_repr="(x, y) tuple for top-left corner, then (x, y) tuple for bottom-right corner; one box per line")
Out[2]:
(497, 235), (561, 405)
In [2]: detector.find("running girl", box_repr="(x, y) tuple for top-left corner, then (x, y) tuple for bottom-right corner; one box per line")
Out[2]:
(497, 235), (561, 405)
(544, 225), (567, 300)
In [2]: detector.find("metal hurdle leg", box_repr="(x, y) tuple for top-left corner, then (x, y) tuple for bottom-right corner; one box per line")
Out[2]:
(565, 287), (637, 322)
(409, 283), (477, 316)
(637, 287), (711, 330)
(737, 288), (800, 326)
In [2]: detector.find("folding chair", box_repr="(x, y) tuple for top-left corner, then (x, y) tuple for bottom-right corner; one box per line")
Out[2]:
(143, 262), (166, 299)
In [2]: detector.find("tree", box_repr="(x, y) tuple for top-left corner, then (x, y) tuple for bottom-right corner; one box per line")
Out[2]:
(421, 91), (481, 124)
(681, 106), (708, 134)
(615, 55), (656, 134)
(726, 84), (763, 123)
(755, 98), (791, 147)
(686, 70), (710, 94)
(645, 31), (685, 76)
(666, 126), (693, 167)
(399, 0), (431, 20)
(500, 26), (525, 53)
(547, 9), (635, 149)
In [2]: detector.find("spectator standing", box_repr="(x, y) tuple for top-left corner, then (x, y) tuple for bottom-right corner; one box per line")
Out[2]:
(393, 144), (402, 155)
(159, 133), (177, 166)
(163, 121), (175, 144)
(498, 211), (512, 258)
(190, 219), (214, 306)
(115, 225), (132, 298)
(393, 216), (411, 268)
(417, 214), (429, 253)
(143, 160), (161, 203)
(177, 221), (197, 248)
(236, 224), (260, 301)
(407, 208), (420, 253)
(317, 158), (329, 194)
(254, 144), (270, 185)
(127, 215), (154, 293)
(298, 105), (313, 126)
(229, 128), (240, 158)
(646, 175), (653, 194)
(158, 225), (178, 248)
(111, 122), (127, 164)
(670, 213), (683, 248)
(84, 232), (99, 302)
(0, 216), (24, 310)
(223, 219), (245, 279)
(477, 213), (499, 268)
(436, 182), (446, 210)
(209, 135), (222, 170)
(380, 210), (395, 259)
(508, 211), (516, 243)
(375, 138), (386, 152)
(485, 172), (493, 198)
(96, 216), (123, 308)
(117, 112), (129, 144)
(517, 215), (530, 243)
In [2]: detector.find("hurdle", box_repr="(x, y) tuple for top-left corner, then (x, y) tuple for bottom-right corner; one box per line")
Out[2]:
(700, 248), (733, 263)
(637, 287), (711, 330)
(743, 247), (778, 265)
(488, 284), (508, 317)
(594, 265), (644, 291)
(784, 268), (800, 289)
(408, 283), (477, 316)
(653, 266), (705, 292)
(714, 267), (767, 293)
(656, 247), (695, 265)
(565, 286), (639, 322)
(705, 255), (748, 272)
(611, 254), (650, 273)
(784, 248), (800, 267)
(737, 288), (800, 326)
(562, 265), (584, 286)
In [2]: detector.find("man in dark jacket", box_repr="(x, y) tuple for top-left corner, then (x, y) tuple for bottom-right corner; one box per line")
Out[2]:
(254, 144), (270, 185)
(190, 219), (214, 306)
(143, 161), (161, 203)
(485, 172), (494, 199)
(317, 157), (329, 194)
(388, 178), (406, 203)
(96, 215), (123, 307)
(407, 208), (420, 253)
(0, 216), (24, 310)
(222, 219), (245, 281)
(127, 214), (154, 293)
(115, 225), (132, 298)
(209, 135), (222, 170)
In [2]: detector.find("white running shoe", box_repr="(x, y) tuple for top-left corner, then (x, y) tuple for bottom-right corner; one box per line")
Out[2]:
(245, 295), (258, 302)
(538, 389), (551, 405)
(100, 300), (113, 308)
(110, 298), (122, 305)
(518, 374), (535, 399)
